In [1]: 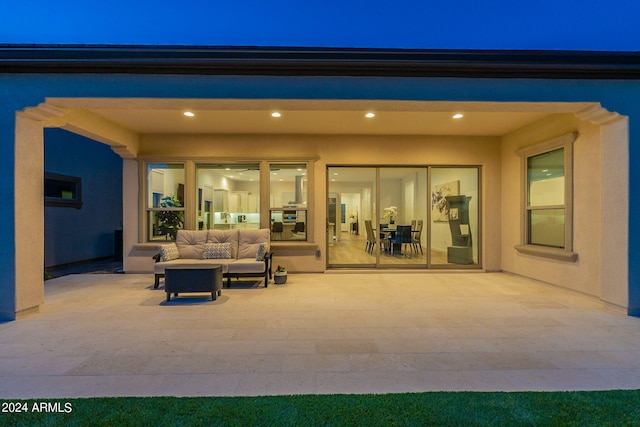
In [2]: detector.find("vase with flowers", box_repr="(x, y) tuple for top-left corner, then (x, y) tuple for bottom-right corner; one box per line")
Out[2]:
(383, 206), (398, 225)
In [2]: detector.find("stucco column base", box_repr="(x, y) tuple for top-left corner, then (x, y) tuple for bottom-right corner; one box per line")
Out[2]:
(0, 305), (40, 321)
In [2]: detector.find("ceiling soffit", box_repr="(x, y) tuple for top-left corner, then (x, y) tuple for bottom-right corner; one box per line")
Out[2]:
(44, 99), (604, 137)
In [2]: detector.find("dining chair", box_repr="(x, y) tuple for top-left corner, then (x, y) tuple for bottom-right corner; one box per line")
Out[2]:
(386, 225), (412, 255)
(412, 219), (424, 254)
(364, 220), (376, 253)
(271, 221), (284, 240)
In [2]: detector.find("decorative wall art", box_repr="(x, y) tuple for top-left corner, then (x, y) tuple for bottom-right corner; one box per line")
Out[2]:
(431, 180), (460, 222)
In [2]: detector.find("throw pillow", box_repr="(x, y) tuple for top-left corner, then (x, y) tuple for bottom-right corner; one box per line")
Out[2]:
(204, 242), (232, 259)
(159, 243), (180, 262)
(256, 243), (266, 261)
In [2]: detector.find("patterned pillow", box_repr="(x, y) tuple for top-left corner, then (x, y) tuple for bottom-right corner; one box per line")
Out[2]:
(158, 243), (180, 262)
(256, 243), (266, 261)
(204, 242), (232, 259)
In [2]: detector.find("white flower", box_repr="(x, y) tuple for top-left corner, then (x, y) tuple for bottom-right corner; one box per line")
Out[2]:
(383, 206), (397, 219)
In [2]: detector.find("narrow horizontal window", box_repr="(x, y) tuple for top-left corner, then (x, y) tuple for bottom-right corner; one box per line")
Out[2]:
(45, 173), (82, 208)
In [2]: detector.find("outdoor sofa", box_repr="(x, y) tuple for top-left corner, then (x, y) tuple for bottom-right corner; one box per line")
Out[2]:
(153, 228), (273, 288)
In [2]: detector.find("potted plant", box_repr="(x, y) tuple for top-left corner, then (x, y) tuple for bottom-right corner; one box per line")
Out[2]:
(274, 265), (287, 284)
(156, 195), (184, 240)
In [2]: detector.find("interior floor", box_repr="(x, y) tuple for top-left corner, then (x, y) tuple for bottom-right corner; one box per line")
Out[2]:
(328, 230), (449, 266)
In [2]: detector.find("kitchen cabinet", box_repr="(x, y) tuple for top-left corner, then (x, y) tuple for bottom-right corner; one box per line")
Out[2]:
(213, 189), (228, 212)
(248, 194), (259, 213)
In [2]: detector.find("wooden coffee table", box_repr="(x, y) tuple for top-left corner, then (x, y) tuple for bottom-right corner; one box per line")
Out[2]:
(164, 264), (223, 302)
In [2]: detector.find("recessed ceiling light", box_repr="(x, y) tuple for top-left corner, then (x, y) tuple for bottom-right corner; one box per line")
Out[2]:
(271, 112), (282, 118)
(452, 113), (464, 119)
(365, 112), (376, 118)
(184, 111), (195, 117)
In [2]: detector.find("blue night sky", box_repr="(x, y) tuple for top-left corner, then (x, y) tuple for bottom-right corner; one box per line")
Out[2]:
(2, 0), (640, 51)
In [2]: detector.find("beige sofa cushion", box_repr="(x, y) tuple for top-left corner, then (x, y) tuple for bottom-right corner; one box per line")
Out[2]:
(176, 230), (208, 259)
(155, 259), (233, 274)
(207, 229), (239, 259)
(227, 258), (266, 274)
(238, 229), (270, 259)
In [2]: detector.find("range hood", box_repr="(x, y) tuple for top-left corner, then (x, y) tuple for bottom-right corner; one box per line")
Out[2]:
(295, 175), (305, 205)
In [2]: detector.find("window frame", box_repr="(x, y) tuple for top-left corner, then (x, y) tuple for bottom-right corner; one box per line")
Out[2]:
(44, 172), (82, 209)
(144, 162), (186, 242)
(515, 132), (578, 262)
(269, 162), (310, 242)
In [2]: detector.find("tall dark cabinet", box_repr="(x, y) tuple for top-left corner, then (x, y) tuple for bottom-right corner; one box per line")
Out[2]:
(444, 195), (474, 264)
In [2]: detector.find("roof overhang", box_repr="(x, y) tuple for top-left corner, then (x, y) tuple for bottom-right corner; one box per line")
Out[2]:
(2, 44), (640, 79)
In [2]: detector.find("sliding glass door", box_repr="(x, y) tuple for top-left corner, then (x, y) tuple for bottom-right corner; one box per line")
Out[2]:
(378, 167), (428, 267)
(328, 165), (480, 269)
(327, 167), (376, 267)
(429, 167), (480, 267)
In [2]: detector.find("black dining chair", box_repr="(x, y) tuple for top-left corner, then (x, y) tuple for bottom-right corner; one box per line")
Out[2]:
(386, 225), (412, 255)
(271, 221), (284, 240)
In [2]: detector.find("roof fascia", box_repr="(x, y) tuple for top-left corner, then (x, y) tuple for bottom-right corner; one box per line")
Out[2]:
(1, 44), (640, 79)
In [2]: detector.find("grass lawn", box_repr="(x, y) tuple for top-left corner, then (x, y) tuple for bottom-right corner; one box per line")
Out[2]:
(2, 391), (639, 426)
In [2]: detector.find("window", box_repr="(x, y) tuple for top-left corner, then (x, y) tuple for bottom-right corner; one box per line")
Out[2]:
(196, 163), (260, 231)
(146, 163), (185, 241)
(270, 163), (308, 241)
(516, 132), (577, 261)
(527, 148), (565, 247)
(45, 173), (82, 208)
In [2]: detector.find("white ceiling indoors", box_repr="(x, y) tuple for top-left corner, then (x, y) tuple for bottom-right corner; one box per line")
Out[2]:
(45, 98), (593, 137)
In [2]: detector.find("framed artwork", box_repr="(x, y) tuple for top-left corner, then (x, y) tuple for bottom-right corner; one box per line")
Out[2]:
(431, 180), (460, 222)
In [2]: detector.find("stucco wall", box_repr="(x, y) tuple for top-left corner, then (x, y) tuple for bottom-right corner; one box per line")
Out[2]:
(1, 73), (636, 318)
(44, 129), (123, 267)
(501, 114), (607, 301)
(124, 133), (502, 273)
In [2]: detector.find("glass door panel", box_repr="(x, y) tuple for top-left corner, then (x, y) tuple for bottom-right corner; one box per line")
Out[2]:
(379, 167), (428, 267)
(327, 167), (376, 267)
(429, 167), (480, 267)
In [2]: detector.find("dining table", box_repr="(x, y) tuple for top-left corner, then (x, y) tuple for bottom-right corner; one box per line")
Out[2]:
(381, 226), (419, 255)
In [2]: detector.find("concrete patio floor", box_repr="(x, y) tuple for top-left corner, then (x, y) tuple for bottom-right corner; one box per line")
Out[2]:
(1, 271), (640, 398)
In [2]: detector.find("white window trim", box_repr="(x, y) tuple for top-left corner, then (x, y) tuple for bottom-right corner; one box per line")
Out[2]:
(514, 132), (578, 262)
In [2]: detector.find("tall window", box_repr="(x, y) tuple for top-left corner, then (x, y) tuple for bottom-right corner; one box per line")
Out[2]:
(527, 148), (565, 248)
(146, 163), (185, 241)
(516, 132), (577, 261)
(270, 163), (308, 241)
(196, 163), (260, 231)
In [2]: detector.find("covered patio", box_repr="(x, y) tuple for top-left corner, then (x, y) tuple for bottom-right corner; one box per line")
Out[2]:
(1, 272), (639, 398)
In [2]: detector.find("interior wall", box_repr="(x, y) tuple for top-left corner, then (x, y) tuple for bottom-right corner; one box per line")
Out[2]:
(501, 114), (606, 301)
